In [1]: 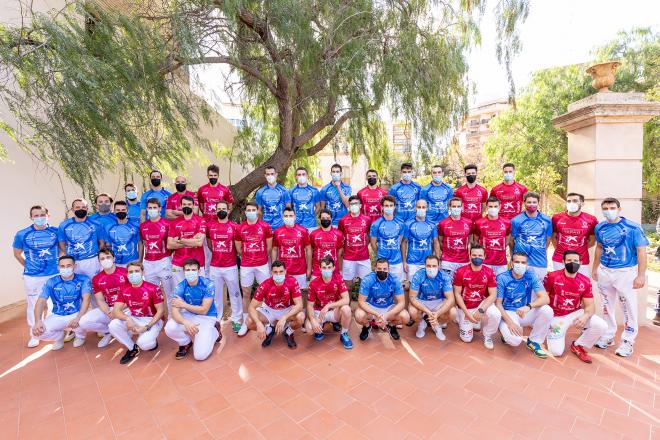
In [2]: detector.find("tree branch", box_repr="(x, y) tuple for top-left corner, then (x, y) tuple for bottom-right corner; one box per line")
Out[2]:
(293, 96), (336, 148)
(305, 109), (355, 156)
(187, 56), (279, 96)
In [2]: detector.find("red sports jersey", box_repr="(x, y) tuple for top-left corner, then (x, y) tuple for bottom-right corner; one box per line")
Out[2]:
(196, 183), (235, 221)
(206, 220), (239, 268)
(473, 217), (511, 266)
(454, 184), (488, 222)
(309, 228), (344, 276)
(338, 214), (371, 261)
(165, 190), (199, 212)
(307, 274), (348, 311)
(551, 212), (598, 264)
(272, 224), (310, 275)
(543, 270), (593, 317)
(489, 182), (528, 220)
(437, 217), (472, 263)
(117, 281), (164, 317)
(139, 218), (171, 261)
(168, 216), (207, 267)
(357, 186), (388, 221)
(92, 267), (128, 307)
(453, 264), (497, 309)
(236, 220), (272, 267)
(253, 276), (301, 309)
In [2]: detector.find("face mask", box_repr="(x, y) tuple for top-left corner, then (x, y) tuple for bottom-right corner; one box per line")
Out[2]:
(471, 257), (484, 266)
(265, 175), (276, 184)
(367, 177), (377, 186)
(126, 190), (137, 200)
(426, 268), (438, 278)
(603, 209), (618, 221)
(217, 210), (228, 220)
(150, 178), (161, 187)
(184, 270), (199, 283)
(297, 176), (307, 185)
(115, 212), (128, 220)
(182, 206), (193, 216)
(487, 207), (499, 217)
(100, 258), (114, 270)
(33, 217), (48, 227)
(147, 208), (160, 218)
(376, 271), (388, 281)
(513, 263), (527, 276)
(273, 274), (285, 284)
(401, 172), (412, 182)
(383, 207), (394, 216)
(331, 172), (341, 182)
(98, 204), (111, 214)
(526, 205), (538, 213)
(74, 209), (87, 219)
(466, 175), (477, 184)
(59, 267), (74, 278)
(432, 176), (443, 184)
(416, 208), (427, 219)
(450, 207), (462, 217)
(128, 272), (142, 285)
(208, 177), (218, 185)
(175, 183), (187, 192)
(246, 211), (258, 221)
(321, 268), (333, 279)
(350, 205), (360, 214)
(503, 172), (514, 183)
(283, 217), (295, 227)
(566, 202), (580, 213)
(565, 262), (580, 274)
(320, 219), (332, 228)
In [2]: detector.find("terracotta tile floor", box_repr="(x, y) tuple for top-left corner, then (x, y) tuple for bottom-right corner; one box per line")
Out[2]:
(1, 315), (659, 440)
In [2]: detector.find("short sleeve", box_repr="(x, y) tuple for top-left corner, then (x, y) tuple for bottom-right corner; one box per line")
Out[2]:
(505, 219), (512, 235)
(139, 193), (148, 210)
(92, 275), (101, 293)
(165, 196), (175, 210)
(264, 223), (273, 239)
(510, 217), (520, 238)
(545, 217), (553, 237)
(359, 275), (373, 296)
(233, 224), (242, 241)
(496, 276), (505, 298)
(431, 224), (438, 238)
(225, 187), (235, 204)
(337, 218), (345, 234)
(172, 281), (184, 299)
(57, 224), (66, 242)
(167, 223), (177, 238)
(633, 226), (650, 247)
(290, 279), (302, 299)
(12, 230), (24, 249)
(582, 278), (593, 299)
(198, 218), (207, 235)
(81, 276), (93, 296)
(487, 270), (497, 288)
(39, 279), (52, 300)
(255, 188), (263, 207)
(481, 187), (488, 203)
(253, 282), (267, 302)
(531, 272), (544, 292)
(302, 229), (311, 246)
(204, 280), (215, 299)
(369, 221), (378, 238)
(338, 279), (349, 295)
(452, 268), (464, 287)
(392, 277), (404, 296)
(282, 188), (291, 205)
(319, 185), (328, 202)
(307, 282), (317, 303)
(442, 272), (453, 293)
(152, 286), (164, 304)
(542, 273), (551, 292)
(336, 230), (345, 249)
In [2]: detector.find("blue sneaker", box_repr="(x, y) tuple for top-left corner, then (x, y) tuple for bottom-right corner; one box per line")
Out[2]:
(526, 340), (548, 359)
(314, 332), (325, 341)
(340, 332), (353, 349)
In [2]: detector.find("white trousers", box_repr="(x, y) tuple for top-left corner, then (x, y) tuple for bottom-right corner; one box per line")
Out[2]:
(457, 305), (502, 341)
(79, 308), (112, 334)
(552, 261), (591, 277)
(108, 316), (163, 351)
(240, 263), (270, 288)
(441, 261), (467, 282)
(405, 264), (425, 281)
(342, 259), (372, 281)
(37, 313), (85, 341)
(597, 266), (639, 343)
(143, 257), (175, 311)
(485, 265), (508, 276)
(23, 275), (54, 328)
(75, 257), (101, 279)
(173, 266), (206, 285)
(499, 305), (554, 346)
(546, 310), (607, 356)
(389, 263), (404, 282)
(528, 266), (548, 283)
(209, 265), (243, 322)
(164, 313), (218, 361)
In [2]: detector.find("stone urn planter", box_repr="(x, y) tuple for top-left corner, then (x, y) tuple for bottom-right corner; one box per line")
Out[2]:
(586, 61), (622, 92)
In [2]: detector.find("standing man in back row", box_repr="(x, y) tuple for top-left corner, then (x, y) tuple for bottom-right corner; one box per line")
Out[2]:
(389, 162), (421, 222)
(140, 170), (171, 221)
(290, 167), (321, 232)
(510, 192), (552, 281)
(489, 163), (528, 221)
(454, 164), (488, 223)
(257, 165), (291, 230)
(358, 169), (388, 222)
(320, 163), (351, 226)
(420, 164), (453, 225)
(551, 192), (597, 277)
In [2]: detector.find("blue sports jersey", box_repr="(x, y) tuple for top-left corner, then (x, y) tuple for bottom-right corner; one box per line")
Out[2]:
(496, 269), (544, 311)
(320, 182), (351, 225)
(511, 211), (552, 268)
(13, 225), (59, 277)
(359, 272), (403, 308)
(39, 274), (92, 315)
(88, 212), (117, 230)
(420, 182), (453, 223)
(140, 188), (171, 219)
(173, 276), (217, 317)
(389, 180), (422, 222)
(57, 218), (102, 260)
(256, 183), (291, 229)
(290, 185), (320, 229)
(595, 217), (649, 269)
(101, 221), (141, 264)
(369, 217), (405, 264)
(403, 219), (438, 265)
(127, 201), (141, 222)
(409, 269), (452, 301)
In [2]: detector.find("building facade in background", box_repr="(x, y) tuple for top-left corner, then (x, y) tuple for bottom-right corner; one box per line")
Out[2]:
(456, 98), (510, 166)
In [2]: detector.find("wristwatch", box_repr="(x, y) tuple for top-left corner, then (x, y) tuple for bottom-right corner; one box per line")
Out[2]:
(525, 302), (532, 310)
(145, 323), (152, 331)
(477, 307), (485, 314)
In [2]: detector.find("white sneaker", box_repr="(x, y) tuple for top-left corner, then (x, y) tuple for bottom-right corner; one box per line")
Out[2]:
(594, 337), (614, 349)
(237, 321), (249, 337)
(483, 336), (494, 350)
(615, 340), (634, 357)
(52, 339), (65, 350)
(434, 327), (446, 341)
(473, 322), (482, 331)
(415, 320), (427, 339)
(441, 323), (448, 329)
(63, 331), (75, 343)
(27, 337), (39, 348)
(97, 333), (113, 348)
(73, 337), (86, 348)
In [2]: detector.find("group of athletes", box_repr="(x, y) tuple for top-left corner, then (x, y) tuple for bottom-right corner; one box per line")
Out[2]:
(13, 161), (649, 365)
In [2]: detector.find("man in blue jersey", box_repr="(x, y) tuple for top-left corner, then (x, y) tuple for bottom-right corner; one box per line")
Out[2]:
(13, 205), (60, 348)
(31, 255), (92, 350)
(389, 162), (422, 222)
(496, 252), (553, 358)
(89, 194), (117, 230)
(320, 163), (351, 225)
(420, 164), (453, 224)
(592, 197), (649, 357)
(140, 170), (171, 221)
(124, 183), (141, 223)
(165, 258), (221, 361)
(101, 201), (142, 267)
(58, 198), (103, 279)
(290, 166), (321, 231)
(355, 259), (409, 341)
(369, 195), (406, 282)
(408, 255), (454, 341)
(509, 192), (552, 281)
(256, 165), (291, 229)
(402, 199), (440, 282)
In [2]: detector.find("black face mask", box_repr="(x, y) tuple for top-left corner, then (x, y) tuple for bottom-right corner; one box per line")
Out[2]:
(182, 206), (193, 216)
(376, 271), (388, 281)
(151, 178), (161, 187)
(115, 212), (128, 220)
(367, 177), (377, 186)
(320, 219), (332, 228)
(466, 175), (477, 184)
(209, 177), (218, 185)
(217, 210), (228, 220)
(175, 183), (187, 193)
(74, 209), (87, 219)
(565, 262), (580, 274)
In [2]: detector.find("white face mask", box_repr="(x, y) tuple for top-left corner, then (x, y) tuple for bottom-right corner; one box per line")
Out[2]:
(349, 205), (360, 214)
(147, 208), (160, 218)
(487, 207), (499, 217)
(265, 175), (276, 184)
(383, 207), (394, 216)
(603, 209), (618, 221)
(503, 172), (514, 183)
(59, 267), (74, 278)
(513, 263), (527, 276)
(100, 258), (114, 270)
(402, 172), (412, 182)
(331, 172), (341, 182)
(297, 175), (307, 185)
(416, 208), (427, 219)
(566, 202), (580, 213)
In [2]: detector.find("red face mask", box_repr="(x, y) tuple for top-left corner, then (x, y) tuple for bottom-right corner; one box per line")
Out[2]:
(526, 205), (538, 213)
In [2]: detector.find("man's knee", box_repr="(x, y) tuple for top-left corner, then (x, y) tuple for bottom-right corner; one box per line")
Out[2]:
(340, 305), (351, 318)
(590, 315), (608, 333)
(408, 306), (420, 321)
(547, 339), (565, 357)
(354, 308), (367, 324)
(193, 343), (213, 361)
(108, 319), (123, 333)
(538, 305), (554, 320)
(398, 309), (410, 324)
(486, 306), (501, 321)
(164, 319), (179, 337)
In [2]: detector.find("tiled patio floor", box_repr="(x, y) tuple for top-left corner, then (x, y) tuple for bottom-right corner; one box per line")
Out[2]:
(0, 314), (658, 440)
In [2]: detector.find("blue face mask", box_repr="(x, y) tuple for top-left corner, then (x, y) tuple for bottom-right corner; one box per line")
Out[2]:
(283, 217), (295, 227)
(273, 274), (285, 284)
(59, 267), (74, 278)
(246, 211), (258, 221)
(432, 176), (443, 184)
(33, 217), (48, 227)
(147, 208), (160, 218)
(416, 208), (427, 219)
(450, 207), (462, 217)
(471, 257), (484, 266)
(402, 172), (412, 182)
(128, 272), (143, 285)
(426, 268), (438, 278)
(126, 190), (138, 200)
(513, 263), (527, 276)
(383, 207), (395, 216)
(184, 270), (199, 283)
(321, 268), (333, 279)
(603, 209), (618, 221)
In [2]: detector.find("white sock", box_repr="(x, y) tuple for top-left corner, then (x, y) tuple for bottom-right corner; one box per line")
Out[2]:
(265, 325), (273, 335)
(341, 328), (349, 334)
(418, 319), (428, 331)
(285, 325), (294, 336)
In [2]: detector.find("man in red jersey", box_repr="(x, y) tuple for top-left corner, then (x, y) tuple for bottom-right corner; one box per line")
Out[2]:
(339, 196), (372, 291)
(489, 163), (528, 220)
(473, 197), (511, 275)
(235, 201), (273, 336)
(551, 193), (597, 277)
(140, 198), (174, 312)
(306, 257), (353, 349)
(206, 200), (243, 332)
(109, 261), (165, 364)
(271, 207), (312, 290)
(454, 164), (488, 223)
(544, 250), (606, 363)
(310, 209), (344, 278)
(167, 196), (207, 283)
(437, 198), (473, 280)
(357, 169), (388, 222)
(166, 176), (199, 220)
(246, 261), (304, 349)
(79, 248), (128, 348)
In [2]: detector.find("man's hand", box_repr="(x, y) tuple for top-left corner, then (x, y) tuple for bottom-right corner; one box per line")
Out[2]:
(306, 267), (312, 279)
(515, 306), (530, 319)
(131, 326), (147, 335)
(256, 322), (266, 341)
(466, 311), (479, 324)
(275, 317), (287, 335)
(184, 321), (199, 336)
(591, 270), (598, 282)
(125, 318), (137, 333)
(402, 263), (408, 275)
(332, 180), (341, 188)
(171, 297), (186, 309)
(573, 314), (588, 329)
(427, 312), (438, 328)
(507, 322), (523, 337)
(318, 306), (330, 324)
(67, 317), (80, 329)
(311, 318), (323, 334)
(32, 321), (45, 336)
(375, 314), (387, 328)
(633, 275), (645, 289)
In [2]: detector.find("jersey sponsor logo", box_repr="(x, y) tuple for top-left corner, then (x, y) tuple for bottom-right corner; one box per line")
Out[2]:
(38, 248), (52, 257)
(604, 246), (616, 255)
(332, 202), (341, 209)
(62, 301), (76, 312)
(467, 203), (478, 210)
(403, 201), (413, 208)
(369, 205), (379, 213)
(503, 202), (514, 210)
